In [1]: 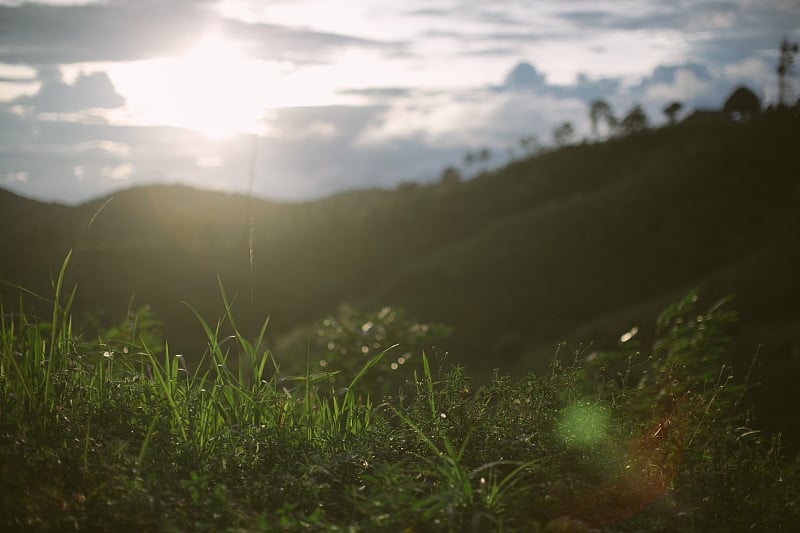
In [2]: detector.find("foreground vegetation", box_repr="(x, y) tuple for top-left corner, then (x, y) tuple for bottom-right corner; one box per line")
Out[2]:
(1, 258), (798, 531)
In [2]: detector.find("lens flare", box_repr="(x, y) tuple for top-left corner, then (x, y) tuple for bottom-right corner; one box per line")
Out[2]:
(556, 401), (609, 448)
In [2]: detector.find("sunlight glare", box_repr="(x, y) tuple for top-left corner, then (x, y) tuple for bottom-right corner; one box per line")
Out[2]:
(113, 33), (283, 139)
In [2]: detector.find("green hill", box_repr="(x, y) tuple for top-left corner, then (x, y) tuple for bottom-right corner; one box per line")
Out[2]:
(2, 108), (799, 445)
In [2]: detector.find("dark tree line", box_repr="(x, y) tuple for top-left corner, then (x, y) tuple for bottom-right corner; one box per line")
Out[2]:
(587, 100), (651, 139)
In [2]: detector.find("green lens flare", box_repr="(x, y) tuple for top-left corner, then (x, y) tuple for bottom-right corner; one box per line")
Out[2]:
(556, 402), (609, 448)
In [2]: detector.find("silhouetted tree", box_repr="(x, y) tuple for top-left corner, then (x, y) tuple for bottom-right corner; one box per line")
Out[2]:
(553, 122), (574, 147)
(777, 37), (799, 106)
(663, 101), (683, 125)
(463, 151), (475, 174)
(619, 104), (648, 135)
(439, 165), (462, 186)
(589, 99), (616, 138)
(723, 86), (761, 120)
(518, 135), (539, 156)
(477, 147), (491, 173)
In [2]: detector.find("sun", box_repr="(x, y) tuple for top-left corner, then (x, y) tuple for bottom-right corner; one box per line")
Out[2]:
(114, 33), (280, 139)
(170, 35), (266, 138)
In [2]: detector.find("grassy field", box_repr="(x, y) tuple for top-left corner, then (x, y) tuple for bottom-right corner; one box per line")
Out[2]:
(1, 255), (798, 531)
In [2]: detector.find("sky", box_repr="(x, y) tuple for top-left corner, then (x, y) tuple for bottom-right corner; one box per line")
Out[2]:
(0, 0), (798, 205)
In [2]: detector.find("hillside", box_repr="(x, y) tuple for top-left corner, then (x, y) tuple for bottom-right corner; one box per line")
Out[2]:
(368, 112), (800, 361)
(1, 108), (799, 444)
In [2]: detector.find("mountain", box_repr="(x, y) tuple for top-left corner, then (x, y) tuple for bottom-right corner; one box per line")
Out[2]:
(2, 108), (799, 445)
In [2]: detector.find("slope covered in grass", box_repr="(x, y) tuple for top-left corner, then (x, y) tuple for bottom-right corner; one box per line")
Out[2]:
(1, 108), (799, 446)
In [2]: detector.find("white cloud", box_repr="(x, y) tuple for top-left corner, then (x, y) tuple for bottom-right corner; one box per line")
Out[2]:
(643, 68), (715, 101)
(0, 81), (39, 102)
(14, 69), (125, 113)
(355, 83), (591, 152)
(723, 57), (774, 83)
(100, 162), (134, 181)
(5, 170), (28, 182)
(354, 92), (501, 148)
(0, 63), (39, 101)
(75, 140), (131, 157)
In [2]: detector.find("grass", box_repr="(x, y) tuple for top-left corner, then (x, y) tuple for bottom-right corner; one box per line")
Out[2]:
(1, 255), (798, 531)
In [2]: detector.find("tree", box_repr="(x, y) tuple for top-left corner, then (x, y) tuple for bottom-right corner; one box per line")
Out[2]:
(477, 147), (491, 173)
(552, 122), (574, 147)
(439, 165), (462, 186)
(619, 104), (649, 135)
(777, 37), (799, 106)
(663, 101), (683, 125)
(518, 135), (539, 156)
(723, 86), (761, 120)
(589, 100), (616, 138)
(463, 151), (475, 174)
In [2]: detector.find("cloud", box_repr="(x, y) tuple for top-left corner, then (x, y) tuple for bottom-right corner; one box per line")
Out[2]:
(337, 87), (412, 100)
(503, 63), (547, 90)
(226, 19), (405, 64)
(100, 162), (134, 181)
(569, 74), (623, 101)
(552, 1), (777, 35)
(0, 115), (205, 202)
(268, 105), (380, 140)
(355, 77), (590, 153)
(552, 1), (799, 82)
(0, 63), (37, 83)
(631, 63), (719, 106)
(723, 57), (774, 86)
(14, 68), (125, 112)
(627, 60), (778, 115)
(0, 63), (40, 101)
(494, 61), (622, 102)
(75, 140), (131, 157)
(556, 7), (685, 32)
(0, 1), (404, 66)
(0, 0), (797, 206)
(0, 2), (206, 64)
(359, 56), (773, 156)
(5, 170), (28, 183)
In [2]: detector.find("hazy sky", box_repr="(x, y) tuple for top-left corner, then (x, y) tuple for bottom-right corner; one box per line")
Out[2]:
(1, 0), (798, 204)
